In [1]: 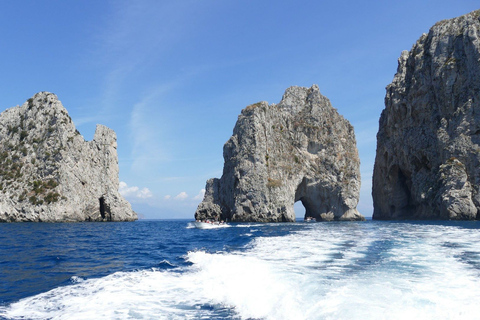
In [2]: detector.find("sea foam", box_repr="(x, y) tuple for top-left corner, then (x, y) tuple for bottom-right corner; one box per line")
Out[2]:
(2, 222), (480, 319)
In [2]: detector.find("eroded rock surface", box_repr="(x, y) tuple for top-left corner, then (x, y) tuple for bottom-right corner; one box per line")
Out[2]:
(373, 10), (480, 220)
(0, 92), (137, 222)
(195, 85), (364, 222)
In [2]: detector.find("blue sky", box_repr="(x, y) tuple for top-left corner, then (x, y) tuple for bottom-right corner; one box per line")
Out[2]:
(0, 1), (478, 219)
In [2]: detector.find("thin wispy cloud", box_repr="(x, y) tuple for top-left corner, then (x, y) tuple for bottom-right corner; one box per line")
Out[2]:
(82, 1), (204, 123)
(127, 66), (217, 174)
(129, 88), (173, 173)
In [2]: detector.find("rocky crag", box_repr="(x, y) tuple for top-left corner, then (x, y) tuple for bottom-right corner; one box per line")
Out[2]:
(0, 92), (137, 222)
(195, 85), (364, 222)
(373, 10), (480, 220)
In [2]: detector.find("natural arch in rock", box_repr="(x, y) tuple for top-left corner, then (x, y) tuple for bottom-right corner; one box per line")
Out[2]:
(195, 85), (364, 222)
(294, 177), (319, 220)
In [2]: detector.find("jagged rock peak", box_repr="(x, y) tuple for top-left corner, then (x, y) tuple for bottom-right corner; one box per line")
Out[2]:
(195, 85), (364, 222)
(373, 10), (480, 220)
(0, 92), (137, 222)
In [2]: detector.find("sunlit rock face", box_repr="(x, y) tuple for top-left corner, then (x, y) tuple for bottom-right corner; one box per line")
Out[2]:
(195, 85), (364, 222)
(0, 92), (137, 222)
(373, 10), (480, 220)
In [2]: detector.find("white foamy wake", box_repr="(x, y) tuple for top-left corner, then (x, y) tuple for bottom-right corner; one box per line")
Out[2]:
(2, 223), (480, 319)
(186, 222), (231, 229)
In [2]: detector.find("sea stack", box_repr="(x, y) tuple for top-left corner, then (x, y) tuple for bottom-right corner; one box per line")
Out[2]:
(373, 10), (480, 220)
(195, 85), (364, 222)
(0, 92), (137, 222)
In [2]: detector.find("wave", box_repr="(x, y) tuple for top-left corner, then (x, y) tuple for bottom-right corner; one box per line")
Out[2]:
(186, 221), (231, 229)
(2, 223), (480, 319)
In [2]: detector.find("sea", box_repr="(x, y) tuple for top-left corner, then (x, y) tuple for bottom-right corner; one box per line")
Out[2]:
(1, 219), (480, 320)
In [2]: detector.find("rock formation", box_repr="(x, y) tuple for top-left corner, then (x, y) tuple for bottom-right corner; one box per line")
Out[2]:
(0, 92), (137, 222)
(373, 10), (480, 220)
(195, 85), (364, 222)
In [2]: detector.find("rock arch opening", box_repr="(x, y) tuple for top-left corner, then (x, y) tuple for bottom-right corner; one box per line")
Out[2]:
(293, 202), (306, 219)
(293, 177), (345, 221)
(294, 177), (319, 220)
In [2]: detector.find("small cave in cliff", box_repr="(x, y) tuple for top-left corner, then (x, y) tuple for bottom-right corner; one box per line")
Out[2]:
(99, 197), (106, 219)
(388, 165), (415, 217)
(99, 196), (112, 221)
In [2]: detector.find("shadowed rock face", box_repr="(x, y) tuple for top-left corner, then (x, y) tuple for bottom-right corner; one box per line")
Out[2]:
(195, 85), (364, 222)
(0, 92), (137, 222)
(373, 10), (480, 220)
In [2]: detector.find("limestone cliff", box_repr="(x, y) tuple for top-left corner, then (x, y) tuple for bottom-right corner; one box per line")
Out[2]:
(195, 85), (364, 222)
(0, 92), (137, 222)
(373, 10), (480, 220)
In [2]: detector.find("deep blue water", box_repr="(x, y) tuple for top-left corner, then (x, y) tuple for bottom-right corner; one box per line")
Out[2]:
(1, 219), (480, 319)
(0, 220), (294, 305)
